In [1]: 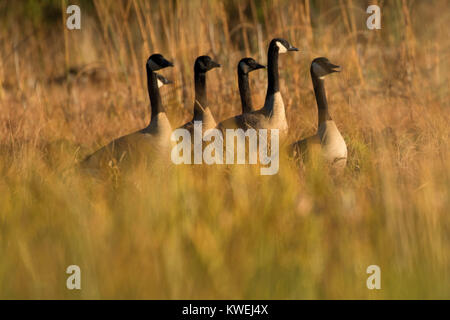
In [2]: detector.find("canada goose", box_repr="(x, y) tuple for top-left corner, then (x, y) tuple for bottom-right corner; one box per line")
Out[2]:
(217, 38), (298, 138)
(289, 57), (347, 170)
(179, 55), (221, 134)
(237, 57), (265, 114)
(82, 54), (174, 170)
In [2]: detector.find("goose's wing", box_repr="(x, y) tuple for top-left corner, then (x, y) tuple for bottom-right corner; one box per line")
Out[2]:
(289, 134), (321, 162)
(217, 109), (268, 132)
(82, 131), (151, 170)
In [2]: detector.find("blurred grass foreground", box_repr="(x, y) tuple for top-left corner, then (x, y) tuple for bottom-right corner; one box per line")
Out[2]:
(0, 0), (449, 299)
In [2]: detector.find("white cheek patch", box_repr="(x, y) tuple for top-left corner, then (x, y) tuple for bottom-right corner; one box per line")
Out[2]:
(157, 79), (164, 88)
(148, 60), (160, 71)
(312, 62), (327, 78)
(276, 41), (288, 53)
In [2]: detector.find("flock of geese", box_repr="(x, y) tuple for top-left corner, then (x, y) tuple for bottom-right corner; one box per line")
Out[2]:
(82, 38), (347, 173)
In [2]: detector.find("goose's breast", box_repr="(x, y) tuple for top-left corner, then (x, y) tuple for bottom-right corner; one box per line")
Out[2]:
(265, 92), (289, 135)
(147, 113), (173, 139)
(201, 108), (217, 131)
(318, 121), (347, 163)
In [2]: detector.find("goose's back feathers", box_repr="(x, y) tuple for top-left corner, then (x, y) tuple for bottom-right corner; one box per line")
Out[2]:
(217, 109), (267, 131)
(217, 92), (288, 137)
(83, 116), (173, 169)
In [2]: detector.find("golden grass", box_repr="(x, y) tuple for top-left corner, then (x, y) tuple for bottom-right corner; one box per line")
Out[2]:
(0, 0), (449, 299)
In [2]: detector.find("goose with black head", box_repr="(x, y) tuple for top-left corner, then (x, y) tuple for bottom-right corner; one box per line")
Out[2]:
(237, 57), (265, 114)
(178, 55), (221, 134)
(82, 54), (174, 170)
(289, 57), (347, 170)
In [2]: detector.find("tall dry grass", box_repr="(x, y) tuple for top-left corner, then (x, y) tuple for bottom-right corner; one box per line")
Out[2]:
(0, 0), (449, 299)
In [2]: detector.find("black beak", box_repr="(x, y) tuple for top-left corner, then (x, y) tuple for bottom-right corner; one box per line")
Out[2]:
(288, 46), (299, 51)
(163, 59), (174, 68)
(254, 63), (266, 70)
(328, 63), (341, 73)
(211, 61), (221, 68)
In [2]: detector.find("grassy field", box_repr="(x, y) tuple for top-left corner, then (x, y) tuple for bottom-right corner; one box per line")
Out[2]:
(0, 0), (449, 299)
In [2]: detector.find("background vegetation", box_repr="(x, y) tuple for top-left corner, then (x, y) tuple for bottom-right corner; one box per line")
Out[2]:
(0, 0), (448, 299)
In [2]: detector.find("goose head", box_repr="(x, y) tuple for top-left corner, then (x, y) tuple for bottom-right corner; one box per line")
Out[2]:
(271, 38), (298, 54)
(311, 57), (341, 79)
(238, 58), (265, 74)
(194, 55), (221, 73)
(156, 73), (172, 88)
(147, 54), (174, 71)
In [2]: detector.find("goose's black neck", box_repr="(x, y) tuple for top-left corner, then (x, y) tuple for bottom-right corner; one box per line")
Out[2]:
(266, 42), (280, 99)
(194, 71), (207, 120)
(238, 69), (253, 113)
(147, 67), (164, 120)
(311, 71), (332, 125)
